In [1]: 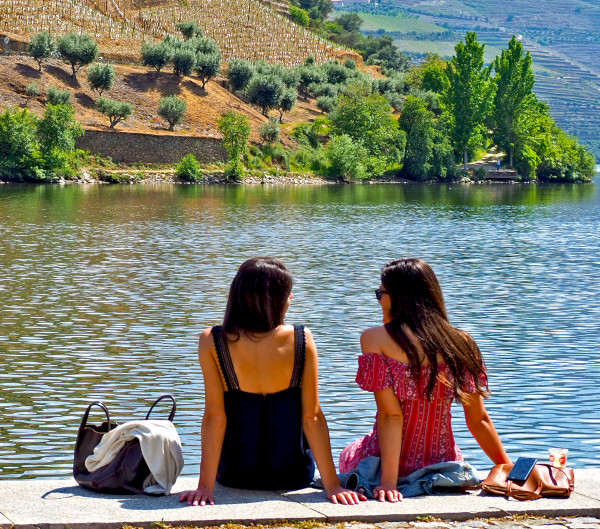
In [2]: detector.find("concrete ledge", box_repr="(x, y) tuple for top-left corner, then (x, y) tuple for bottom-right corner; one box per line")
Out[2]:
(0, 470), (598, 529)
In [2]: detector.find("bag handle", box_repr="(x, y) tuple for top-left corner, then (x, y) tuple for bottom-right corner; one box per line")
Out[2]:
(79, 401), (111, 432)
(506, 478), (543, 501)
(145, 394), (176, 422)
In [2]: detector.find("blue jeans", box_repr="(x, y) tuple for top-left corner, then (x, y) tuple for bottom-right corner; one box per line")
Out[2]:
(338, 457), (480, 498)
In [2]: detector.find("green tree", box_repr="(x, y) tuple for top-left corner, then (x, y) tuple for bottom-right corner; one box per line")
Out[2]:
(158, 95), (188, 131)
(227, 59), (255, 91)
(329, 83), (405, 174)
(195, 51), (221, 89)
(37, 103), (84, 175)
(325, 134), (367, 180)
(443, 32), (495, 171)
(27, 31), (55, 72)
(172, 48), (196, 79)
(176, 21), (203, 40)
(218, 111), (251, 178)
(87, 63), (115, 96)
(398, 96), (435, 180)
(316, 95), (335, 114)
(246, 74), (285, 116)
(333, 12), (363, 32)
(141, 41), (173, 72)
(96, 97), (133, 128)
(408, 54), (448, 94)
(0, 107), (40, 179)
(289, 6), (310, 26)
(278, 88), (298, 122)
(492, 36), (535, 167)
(56, 32), (99, 79)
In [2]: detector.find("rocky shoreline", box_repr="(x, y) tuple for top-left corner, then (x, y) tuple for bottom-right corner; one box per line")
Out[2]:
(0, 170), (531, 186)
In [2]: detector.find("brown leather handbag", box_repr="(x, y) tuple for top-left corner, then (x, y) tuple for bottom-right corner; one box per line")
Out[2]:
(481, 463), (574, 501)
(73, 395), (176, 494)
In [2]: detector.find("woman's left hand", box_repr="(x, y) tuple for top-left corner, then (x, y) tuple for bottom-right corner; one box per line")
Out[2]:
(325, 485), (368, 505)
(373, 484), (402, 502)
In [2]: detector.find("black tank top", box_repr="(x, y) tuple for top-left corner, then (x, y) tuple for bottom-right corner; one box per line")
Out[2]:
(212, 325), (315, 490)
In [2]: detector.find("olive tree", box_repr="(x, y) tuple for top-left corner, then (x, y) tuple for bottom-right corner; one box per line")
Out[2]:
(141, 41), (173, 72)
(158, 95), (188, 131)
(87, 63), (115, 96)
(27, 31), (55, 71)
(56, 32), (99, 79)
(226, 59), (255, 91)
(96, 97), (133, 128)
(246, 74), (285, 117)
(195, 51), (221, 89)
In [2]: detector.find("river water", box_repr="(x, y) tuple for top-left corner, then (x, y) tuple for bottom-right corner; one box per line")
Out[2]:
(0, 181), (598, 479)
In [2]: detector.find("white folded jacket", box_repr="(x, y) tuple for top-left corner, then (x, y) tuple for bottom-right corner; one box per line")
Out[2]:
(85, 419), (184, 495)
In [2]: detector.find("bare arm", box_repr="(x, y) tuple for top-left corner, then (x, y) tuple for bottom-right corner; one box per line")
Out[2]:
(301, 328), (365, 505)
(180, 328), (227, 506)
(372, 387), (403, 502)
(462, 393), (511, 465)
(359, 328), (403, 502)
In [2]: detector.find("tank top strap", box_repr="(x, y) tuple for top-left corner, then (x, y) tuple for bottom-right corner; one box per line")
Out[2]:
(211, 326), (240, 391)
(290, 325), (306, 389)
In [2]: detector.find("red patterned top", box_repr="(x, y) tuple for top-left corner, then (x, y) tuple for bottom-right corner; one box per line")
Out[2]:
(339, 353), (486, 477)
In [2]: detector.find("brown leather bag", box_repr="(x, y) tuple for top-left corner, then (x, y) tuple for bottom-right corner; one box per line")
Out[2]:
(73, 396), (176, 494)
(481, 463), (574, 501)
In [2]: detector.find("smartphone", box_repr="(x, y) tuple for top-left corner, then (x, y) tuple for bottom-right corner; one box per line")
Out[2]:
(507, 457), (538, 483)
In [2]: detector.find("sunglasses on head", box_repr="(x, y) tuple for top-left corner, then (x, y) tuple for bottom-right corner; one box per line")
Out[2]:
(375, 288), (388, 301)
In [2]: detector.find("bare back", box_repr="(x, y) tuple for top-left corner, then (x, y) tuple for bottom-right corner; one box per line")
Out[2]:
(212, 323), (297, 394)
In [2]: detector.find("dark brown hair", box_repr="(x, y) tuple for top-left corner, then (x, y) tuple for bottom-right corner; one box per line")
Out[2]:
(381, 258), (489, 402)
(223, 257), (293, 338)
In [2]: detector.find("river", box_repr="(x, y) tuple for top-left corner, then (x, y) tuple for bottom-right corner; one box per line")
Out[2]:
(0, 180), (598, 478)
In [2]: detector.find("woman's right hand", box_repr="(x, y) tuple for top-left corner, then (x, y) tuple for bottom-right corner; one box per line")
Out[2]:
(373, 483), (402, 502)
(325, 485), (368, 505)
(179, 486), (215, 506)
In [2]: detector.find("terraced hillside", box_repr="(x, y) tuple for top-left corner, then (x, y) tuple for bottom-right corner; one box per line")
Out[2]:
(340, 0), (600, 159)
(0, 0), (354, 66)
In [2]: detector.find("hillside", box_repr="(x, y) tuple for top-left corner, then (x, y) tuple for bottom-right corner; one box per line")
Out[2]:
(0, 0), (359, 66)
(340, 0), (600, 159)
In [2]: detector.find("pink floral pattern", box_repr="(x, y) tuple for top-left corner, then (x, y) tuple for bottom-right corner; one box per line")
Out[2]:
(339, 353), (486, 477)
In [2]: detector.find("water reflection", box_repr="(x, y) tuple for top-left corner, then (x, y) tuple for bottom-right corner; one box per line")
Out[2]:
(0, 181), (598, 478)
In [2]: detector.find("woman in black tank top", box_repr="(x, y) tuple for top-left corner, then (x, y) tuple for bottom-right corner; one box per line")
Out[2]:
(179, 257), (366, 506)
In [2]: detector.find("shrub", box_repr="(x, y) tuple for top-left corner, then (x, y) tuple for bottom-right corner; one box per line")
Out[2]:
(321, 60), (350, 85)
(218, 111), (251, 179)
(316, 95), (335, 114)
(195, 52), (221, 89)
(310, 82), (337, 98)
(344, 59), (357, 70)
(24, 82), (40, 105)
(175, 154), (203, 181)
(289, 5), (310, 26)
(87, 63), (115, 96)
(141, 41), (173, 72)
(246, 74), (285, 116)
(176, 21), (202, 40)
(325, 134), (367, 180)
(172, 48), (196, 78)
(96, 97), (133, 128)
(27, 31), (55, 72)
(47, 86), (71, 106)
(227, 59), (255, 91)
(259, 118), (281, 144)
(298, 65), (327, 95)
(384, 91), (404, 112)
(158, 95), (188, 131)
(56, 32), (99, 79)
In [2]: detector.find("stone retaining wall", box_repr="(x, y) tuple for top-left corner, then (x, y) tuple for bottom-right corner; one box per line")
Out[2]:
(77, 129), (227, 164)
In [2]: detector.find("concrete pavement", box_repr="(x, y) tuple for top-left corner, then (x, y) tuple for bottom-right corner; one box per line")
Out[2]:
(0, 470), (598, 529)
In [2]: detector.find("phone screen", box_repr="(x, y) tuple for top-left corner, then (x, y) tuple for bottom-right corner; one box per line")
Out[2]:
(507, 457), (537, 483)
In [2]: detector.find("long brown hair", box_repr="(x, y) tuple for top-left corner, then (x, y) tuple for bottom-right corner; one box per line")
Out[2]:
(381, 258), (489, 402)
(223, 257), (293, 339)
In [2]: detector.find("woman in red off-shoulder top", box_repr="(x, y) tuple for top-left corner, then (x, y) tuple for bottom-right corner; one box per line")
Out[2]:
(339, 259), (511, 502)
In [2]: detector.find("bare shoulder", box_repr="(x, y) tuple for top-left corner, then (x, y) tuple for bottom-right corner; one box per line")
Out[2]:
(198, 327), (217, 360)
(360, 325), (387, 354)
